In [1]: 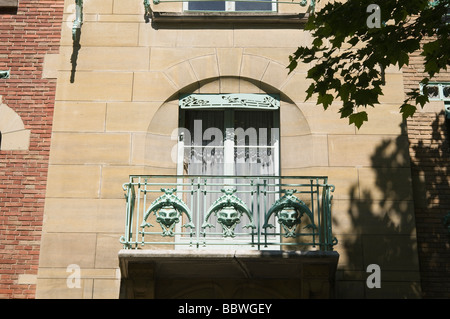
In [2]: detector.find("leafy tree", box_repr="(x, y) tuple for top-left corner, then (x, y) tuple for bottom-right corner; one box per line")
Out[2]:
(288, 0), (450, 128)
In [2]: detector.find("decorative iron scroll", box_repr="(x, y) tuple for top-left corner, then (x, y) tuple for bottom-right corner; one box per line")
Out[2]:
(263, 189), (316, 238)
(180, 94), (280, 110)
(202, 187), (255, 238)
(140, 188), (194, 237)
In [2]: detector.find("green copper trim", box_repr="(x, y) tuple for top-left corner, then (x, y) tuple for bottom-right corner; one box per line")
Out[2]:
(72, 0), (83, 41)
(180, 93), (280, 110)
(122, 175), (336, 250)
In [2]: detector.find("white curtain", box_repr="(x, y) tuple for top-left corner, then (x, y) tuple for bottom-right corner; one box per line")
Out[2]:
(182, 109), (279, 233)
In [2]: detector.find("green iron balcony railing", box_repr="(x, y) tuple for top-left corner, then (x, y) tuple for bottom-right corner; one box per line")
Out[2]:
(120, 175), (337, 251)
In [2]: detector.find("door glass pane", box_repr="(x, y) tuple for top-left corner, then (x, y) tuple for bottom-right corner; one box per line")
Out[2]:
(183, 110), (225, 175)
(180, 108), (280, 240)
(233, 110), (277, 176)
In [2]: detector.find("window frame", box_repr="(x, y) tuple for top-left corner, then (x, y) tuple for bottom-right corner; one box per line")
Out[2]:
(183, 0), (278, 13)
(177, 94), (281, 177)
(174, 93), (281, 248)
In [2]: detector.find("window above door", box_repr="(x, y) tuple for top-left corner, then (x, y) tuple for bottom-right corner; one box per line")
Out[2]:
(184, 0), (276, 12)
(148, 0), (315, 26)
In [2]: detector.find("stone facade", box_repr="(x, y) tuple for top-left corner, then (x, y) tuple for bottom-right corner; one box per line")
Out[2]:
(31, 0), (421, 299)
(3, 0), (445, 299)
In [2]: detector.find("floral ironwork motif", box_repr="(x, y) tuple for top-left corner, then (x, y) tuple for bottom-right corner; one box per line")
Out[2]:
(140, 188), (194, 237)
(179, 94), (280, 110)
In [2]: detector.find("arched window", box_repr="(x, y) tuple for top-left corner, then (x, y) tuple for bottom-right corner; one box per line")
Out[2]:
(175, 94), (281, 244)
(177, 93), (280, 177)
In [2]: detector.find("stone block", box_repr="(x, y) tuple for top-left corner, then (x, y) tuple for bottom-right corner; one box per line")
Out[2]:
(131, 132), (177, 168)
(55, 71), (133, 102)
(217, 48), (243, 77)
(43, 198), (124, 233)
(281, 134), (329, 168)
(150, 48), (215, 71)
(240, 54), (270, 81)
(52, 102), (106, 132)
(49, 132), (131, 165)
(328, 134), (410, 167)
(46, 165), (101, 198)
(57, 46), (150, 72)
(39, 232), (97, 268)
(106, 102), (160, 132)
(132, 72), (178, 102)
(190, 55), (220, 81)
(165, 61), (198, 90)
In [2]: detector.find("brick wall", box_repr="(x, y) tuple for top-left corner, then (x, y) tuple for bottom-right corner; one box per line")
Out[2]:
(404, 51), (450, 298)
(0, 1), (63, 298)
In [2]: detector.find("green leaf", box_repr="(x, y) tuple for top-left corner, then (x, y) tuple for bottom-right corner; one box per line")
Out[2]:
(397, 51), (410, 68)
(339, 101), (354, 118)
(305, 83), (316, 101)
(349, 111), (368, 129)
(399, 103), (417, 120)
(317, 93), (334, 110)
(312, 38), (323, 48)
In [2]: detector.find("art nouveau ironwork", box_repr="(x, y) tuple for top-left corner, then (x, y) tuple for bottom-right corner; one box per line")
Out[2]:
(121, 175), (336, 251)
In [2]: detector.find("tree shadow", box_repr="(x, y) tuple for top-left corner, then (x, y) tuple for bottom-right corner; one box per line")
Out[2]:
(334, 123), (424, 298)
(408, 111), (450, 298)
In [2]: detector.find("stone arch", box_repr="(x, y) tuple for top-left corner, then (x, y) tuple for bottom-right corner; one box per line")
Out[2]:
(161, 50), (311, 105)
(0, 97), (30, 151)
(141, 76), (317, 171)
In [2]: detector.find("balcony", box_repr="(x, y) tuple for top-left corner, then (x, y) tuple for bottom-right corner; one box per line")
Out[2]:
(118, 175), (339, 298)
(120, 175), (336, 251)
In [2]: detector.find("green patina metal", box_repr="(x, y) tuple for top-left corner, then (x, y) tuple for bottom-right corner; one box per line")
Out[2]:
(72, 0), (83, 41)
(144, 0), (152, 13)
(121, 175), (336, 250)
(0, 70), (10, 79)
(180, 93), (280, 110)
(420, 82), (450, 101)
(263, 189), (316, 238)
(202, 187), (255, 238)
(140, 188), (194, 237)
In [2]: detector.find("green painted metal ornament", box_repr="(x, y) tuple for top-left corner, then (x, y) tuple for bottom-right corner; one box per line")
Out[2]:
(141, 188), (194, 237)
(264, 189), (316, 238)
(203, 187), (255, 238)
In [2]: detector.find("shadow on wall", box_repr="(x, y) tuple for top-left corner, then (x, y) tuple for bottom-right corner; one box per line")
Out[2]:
(334, 123), (423, 299)
(408, 111), (450, 299)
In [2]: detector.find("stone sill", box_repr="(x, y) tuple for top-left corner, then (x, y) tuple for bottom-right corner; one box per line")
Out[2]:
(150, 11), (309, 28)
(0, 0), (18, 7)
(119, 249), (339, 280)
